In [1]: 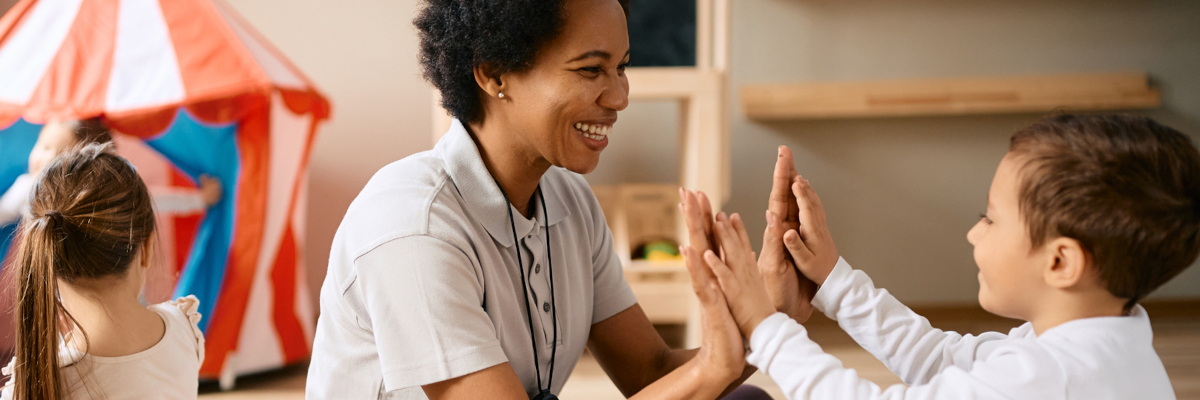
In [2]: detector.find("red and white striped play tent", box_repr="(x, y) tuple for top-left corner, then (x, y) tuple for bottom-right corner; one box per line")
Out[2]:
(0, 0), (329, 387)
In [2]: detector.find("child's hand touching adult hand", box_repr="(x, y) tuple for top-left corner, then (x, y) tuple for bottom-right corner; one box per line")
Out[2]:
(703, 212), (778, 338)
(758, 146), (818, 323)
(679, 191), (744, 383)
(783, 177), (839, 285)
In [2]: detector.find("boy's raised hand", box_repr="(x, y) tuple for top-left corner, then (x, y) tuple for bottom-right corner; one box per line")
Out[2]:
(783, 177), (839, 285)
(759, 146), (818, 323)
(703, 212), (778, 338)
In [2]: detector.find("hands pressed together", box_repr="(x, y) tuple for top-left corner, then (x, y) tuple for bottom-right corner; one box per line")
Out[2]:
(681, 146), (841, 383)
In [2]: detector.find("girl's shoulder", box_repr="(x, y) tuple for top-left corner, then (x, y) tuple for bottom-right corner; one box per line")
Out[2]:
(150, 295), (205, 363)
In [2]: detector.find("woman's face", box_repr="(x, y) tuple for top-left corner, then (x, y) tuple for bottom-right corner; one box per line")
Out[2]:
(494, 0), (630, 174)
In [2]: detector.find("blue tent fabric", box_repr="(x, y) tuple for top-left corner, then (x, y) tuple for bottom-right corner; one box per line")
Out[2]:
(145, 109), (240, 333)
(0, 120), (42, 262)
(0, 112), (238, 333)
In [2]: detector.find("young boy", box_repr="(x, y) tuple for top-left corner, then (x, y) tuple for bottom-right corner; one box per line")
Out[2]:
(688, 114), (1198, 399)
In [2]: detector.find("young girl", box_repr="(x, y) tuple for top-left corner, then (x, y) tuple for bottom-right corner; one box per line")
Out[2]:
(0, 142), (204, 399)
(0, 118), (221, 227)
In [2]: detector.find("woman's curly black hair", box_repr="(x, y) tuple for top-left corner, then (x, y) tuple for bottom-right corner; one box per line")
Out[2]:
(415, 0), (628, 124)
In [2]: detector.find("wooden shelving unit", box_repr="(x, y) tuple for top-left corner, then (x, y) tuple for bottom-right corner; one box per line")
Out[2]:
(741, 72), (1160, 120)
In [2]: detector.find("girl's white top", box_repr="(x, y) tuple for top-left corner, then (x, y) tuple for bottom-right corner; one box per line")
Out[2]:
(747, 257), (1176, 400)
(0, 296), (205, 400)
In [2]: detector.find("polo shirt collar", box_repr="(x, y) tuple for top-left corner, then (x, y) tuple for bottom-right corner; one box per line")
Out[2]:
(438, 119), (570, 248)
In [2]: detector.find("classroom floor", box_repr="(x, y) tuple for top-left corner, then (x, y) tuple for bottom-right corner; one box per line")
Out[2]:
(199, 304), (1200, 399)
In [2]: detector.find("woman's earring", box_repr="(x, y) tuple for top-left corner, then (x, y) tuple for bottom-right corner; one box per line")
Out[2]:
(498, 91), (505, 99)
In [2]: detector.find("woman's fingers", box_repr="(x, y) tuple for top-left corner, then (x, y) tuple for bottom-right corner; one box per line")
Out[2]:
(680, 190), (711, 254)
(682, 245), (716, 297)
(697, 191), (722, 258)
(769, 146), (796, 223)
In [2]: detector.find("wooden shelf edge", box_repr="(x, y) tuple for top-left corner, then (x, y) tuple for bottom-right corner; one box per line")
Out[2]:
(741, 72), (1161, 121)
(627, 67), (723, 100)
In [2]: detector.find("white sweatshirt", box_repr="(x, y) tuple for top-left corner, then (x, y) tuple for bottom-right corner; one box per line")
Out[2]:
(746, 258), (1176, 400)
(0, 174), (33, 227)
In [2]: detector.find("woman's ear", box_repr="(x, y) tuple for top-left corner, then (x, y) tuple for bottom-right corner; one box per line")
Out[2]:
(1043, 236), (1091, 289)
(472, 64), (505, 99)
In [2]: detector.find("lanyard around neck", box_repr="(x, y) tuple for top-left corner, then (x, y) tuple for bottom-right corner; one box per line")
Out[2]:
(499, 184), (559, 399)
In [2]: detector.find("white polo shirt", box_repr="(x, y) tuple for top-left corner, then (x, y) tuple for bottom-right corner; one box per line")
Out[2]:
(307, 119), (638, 399)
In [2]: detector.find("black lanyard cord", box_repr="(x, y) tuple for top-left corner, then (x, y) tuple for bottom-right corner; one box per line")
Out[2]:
(500, 184), (558, 397)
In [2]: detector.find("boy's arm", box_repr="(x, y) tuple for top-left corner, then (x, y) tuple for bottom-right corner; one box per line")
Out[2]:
(812, 258), (1009, 384)
(0, 174), (33, 226)
(747, 313), (1057, 400)
(783, 178), (1007, 384)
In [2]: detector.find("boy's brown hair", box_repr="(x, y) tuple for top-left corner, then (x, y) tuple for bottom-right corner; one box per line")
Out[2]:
(1009, 114), (1200, 311)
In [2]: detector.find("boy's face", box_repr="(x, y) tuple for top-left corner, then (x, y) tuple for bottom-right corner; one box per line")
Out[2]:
(966, 153), (1048, 320)
(28, 121), (77, 175)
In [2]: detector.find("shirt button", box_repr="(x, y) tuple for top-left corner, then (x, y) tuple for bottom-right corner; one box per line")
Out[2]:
(534, 264), (541, 274)
(543, 302), (551, 312)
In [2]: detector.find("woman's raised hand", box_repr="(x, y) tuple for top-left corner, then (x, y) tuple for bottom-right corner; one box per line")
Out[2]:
(758, 146), (818, 323)
(702, 212), (778, 338)
(679, 191), (744, 384)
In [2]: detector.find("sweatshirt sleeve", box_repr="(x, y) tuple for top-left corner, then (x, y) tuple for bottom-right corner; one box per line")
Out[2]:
(746, 313), (1064, 400)
(148, 186), (208, 215)
(0, 174), (33, 226)
(810, 258), (1010, 385)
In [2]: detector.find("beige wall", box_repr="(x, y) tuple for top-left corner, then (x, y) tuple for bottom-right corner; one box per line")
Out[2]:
(222, 0), (432, 302)
(231, 0), (1200, 306)
(7, 0), (1187, 307)
(723, 0), (1200, 304)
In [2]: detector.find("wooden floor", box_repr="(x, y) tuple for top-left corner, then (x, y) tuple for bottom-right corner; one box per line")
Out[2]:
(200, 302), (1200, 399)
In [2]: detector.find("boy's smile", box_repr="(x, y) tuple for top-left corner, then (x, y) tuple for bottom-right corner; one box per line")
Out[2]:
(967, 153), (1048, 321)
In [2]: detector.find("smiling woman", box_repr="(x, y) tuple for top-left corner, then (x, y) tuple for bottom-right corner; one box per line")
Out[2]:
(304, 1), (766, 400)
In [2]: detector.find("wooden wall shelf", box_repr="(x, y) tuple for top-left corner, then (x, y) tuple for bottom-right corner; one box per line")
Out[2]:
(741, 72), (1160, 120)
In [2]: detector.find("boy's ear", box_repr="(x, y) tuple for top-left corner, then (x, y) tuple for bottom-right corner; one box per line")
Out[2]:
(1043, 237), (1091, 289)
(472, 64), (505, 99)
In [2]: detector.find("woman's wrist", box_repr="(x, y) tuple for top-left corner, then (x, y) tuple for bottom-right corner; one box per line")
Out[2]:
(690, 355), (740, 389)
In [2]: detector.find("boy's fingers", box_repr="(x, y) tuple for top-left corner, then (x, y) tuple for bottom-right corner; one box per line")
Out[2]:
(731, 213), (753, 249)
(703, 249), (737, 292)
(796, 178), (826, 223)
(793, 181), (820, 236)
(783, 229), (814, 262)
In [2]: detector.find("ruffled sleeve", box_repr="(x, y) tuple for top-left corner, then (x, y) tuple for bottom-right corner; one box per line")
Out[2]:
(166, 295), (205, 363)
(1, 357), (15, 400)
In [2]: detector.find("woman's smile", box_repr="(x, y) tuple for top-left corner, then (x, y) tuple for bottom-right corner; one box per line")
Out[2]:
(573, 120), (614, 151)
